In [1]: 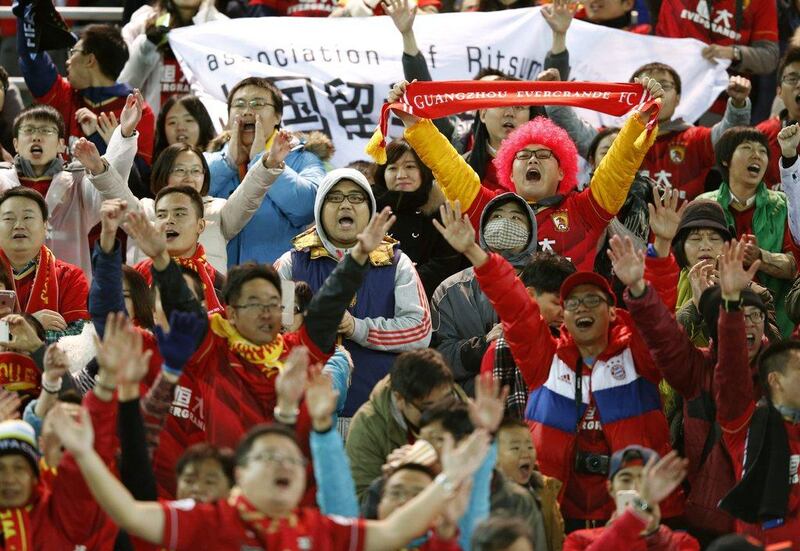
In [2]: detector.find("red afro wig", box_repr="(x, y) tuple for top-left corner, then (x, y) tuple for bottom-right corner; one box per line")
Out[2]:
(493, 116), (579, 194)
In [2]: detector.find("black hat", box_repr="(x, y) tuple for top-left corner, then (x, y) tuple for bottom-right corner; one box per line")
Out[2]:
(699, 285), (767, 344)
(672, 200), (734, 269)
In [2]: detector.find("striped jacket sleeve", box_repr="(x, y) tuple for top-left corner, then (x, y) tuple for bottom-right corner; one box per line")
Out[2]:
(350, 253), (432, 351)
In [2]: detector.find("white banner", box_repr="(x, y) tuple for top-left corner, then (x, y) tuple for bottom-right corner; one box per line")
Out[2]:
(169, 8), (730, 166)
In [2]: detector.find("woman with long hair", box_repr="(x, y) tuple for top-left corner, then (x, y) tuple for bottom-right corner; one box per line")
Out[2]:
(153, 94), (217, 162)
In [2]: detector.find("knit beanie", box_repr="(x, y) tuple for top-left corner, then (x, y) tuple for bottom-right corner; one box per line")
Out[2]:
(0, 420), (39, 476)
(699, 285), (767, 344)
(672, 200), (733, 269)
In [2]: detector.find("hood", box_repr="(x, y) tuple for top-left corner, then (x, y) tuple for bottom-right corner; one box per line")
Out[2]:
(314, 168), (377, 258)
(478, 192), (538, 269)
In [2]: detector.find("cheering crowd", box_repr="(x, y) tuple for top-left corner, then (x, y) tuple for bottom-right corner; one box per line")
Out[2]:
(0, 0), (798, 548)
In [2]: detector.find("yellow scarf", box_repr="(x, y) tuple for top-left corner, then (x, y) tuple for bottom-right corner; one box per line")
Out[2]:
(209, 314), (285, 374)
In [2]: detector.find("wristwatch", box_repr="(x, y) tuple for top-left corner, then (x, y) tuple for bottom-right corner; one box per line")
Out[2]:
(732, 46), (742, 63)
(631, 496), (654, 515)
(434, 473), (456, 496)
(721, 296), (743, 312)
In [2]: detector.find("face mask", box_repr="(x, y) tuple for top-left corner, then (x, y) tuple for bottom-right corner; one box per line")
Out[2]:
(484, 217), (529, 251)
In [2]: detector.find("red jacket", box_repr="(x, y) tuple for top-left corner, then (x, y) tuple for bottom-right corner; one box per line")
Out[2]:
(625, 285), (761, 536)
(21, 391), (118, 549)
(564, 510), (700, 550)
(473, 253), (682, 518)
(716, 310), (800, 546)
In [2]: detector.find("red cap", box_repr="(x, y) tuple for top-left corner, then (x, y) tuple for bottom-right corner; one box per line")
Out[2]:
(559, 271), (615, 304)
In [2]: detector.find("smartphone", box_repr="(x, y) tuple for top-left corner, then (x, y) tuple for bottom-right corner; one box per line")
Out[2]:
(615, 490), (639, 515)
(0, 320), (9, 343)
(0, 290), (15, 312)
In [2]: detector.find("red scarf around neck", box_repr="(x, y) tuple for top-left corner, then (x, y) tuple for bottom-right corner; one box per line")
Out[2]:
(135, 244), (224, 315)
(366, 80), (660, 163)
(0, 245), (58, 314)
(0, 505), (33, 551)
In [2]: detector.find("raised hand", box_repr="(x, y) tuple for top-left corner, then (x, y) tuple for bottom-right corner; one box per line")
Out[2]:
(387, 80), (420, 127)
(541, 0), (575, 35)
(42, 344), (70, 388)
(726, 75), (751, 108)
(94, 312), (144, 386)
(0, 388), (21, 421)
(153, 311), (206, 375)
(48, 403), (95, 458)
(97, 112), (120, 145)
(1, 314), (44, 353)
(351, 206), (396, 264)
(305, 365), (339, 431)
(439, 429), (491, 486)
(607, 234), (646, 294)
(778, 123), (800, 158)
(263, 129), (292, 169)
(468, 372), (508, 434)
(249, 113), (267, 162)
(634, 76), (665, 101)
(117, 344), (153, 402)
(718, 238), (760, 300)
(536, 68), (562, 82)
(741, 234), (762, 269)
(123, 211), (167, 261)
(648, 187), (687, 241)
(338, 310), (355, 337)
(228, 115), (247, 167)
(75, 108), (99, 137)
(73, 138), (105, 175)
(384, 0), (416, 35)
(638, 450), (689, 506)
(432, 200), (477, 254)
(275, 346), (310, 416)
(688, 259), (716, 308)
(120, 89), (145, 138)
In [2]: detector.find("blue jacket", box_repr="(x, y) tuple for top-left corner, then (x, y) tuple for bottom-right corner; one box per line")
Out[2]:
(205, 143), (324, 265)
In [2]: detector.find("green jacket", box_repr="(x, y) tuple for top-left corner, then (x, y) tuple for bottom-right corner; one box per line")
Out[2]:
(345, 375), (468, 499)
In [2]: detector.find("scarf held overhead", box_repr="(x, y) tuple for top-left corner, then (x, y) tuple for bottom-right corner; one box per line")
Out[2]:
(366, 80), (660, 163)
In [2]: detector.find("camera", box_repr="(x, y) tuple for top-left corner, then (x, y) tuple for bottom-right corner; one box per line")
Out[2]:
(575, 451), (610, 475)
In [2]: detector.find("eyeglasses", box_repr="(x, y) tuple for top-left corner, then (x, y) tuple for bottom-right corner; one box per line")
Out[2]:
(18, 125), (59, 137)
(170, 167), (204, 178)
(782, 74), (800, 87)
(384, 487), (423, 502)
(409, 387), (461, 413)
(744, 310), (765, 324)
(68, 47), (85, 57)
(230, 98), (275, 111)
(514, 149), (555, 161)
(232, 302), (283, 314)
(248, 451), (307, 468)
(326, 191), (367, 204)
(564, 294), (609, 312)
(657, 82), (676, 92)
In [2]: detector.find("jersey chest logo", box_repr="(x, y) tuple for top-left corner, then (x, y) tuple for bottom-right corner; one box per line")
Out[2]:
(669, 143), (686, 164)
(551, 210), (570, 233)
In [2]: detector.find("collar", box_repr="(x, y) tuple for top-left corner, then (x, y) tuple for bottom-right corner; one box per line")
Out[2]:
(12, 257), (38, 280)
(80, 83), (133, 106)
(14, 155), (63, 179)
(389, 392), (412, 434)
(776, 404), (800, 424)
(728, 188), (756, 209)
(599, 11), (633, 29)
(292, 227), (398, 266)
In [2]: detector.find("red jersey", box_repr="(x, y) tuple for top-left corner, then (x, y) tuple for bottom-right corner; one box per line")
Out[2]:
(654, 0), (778, 46)
(641, 126), (715, 201)
(160, 500), (366, 550)
(14, 257), (89, 323)
(37, 74), (156, 164)
(728, 204), (798, 260)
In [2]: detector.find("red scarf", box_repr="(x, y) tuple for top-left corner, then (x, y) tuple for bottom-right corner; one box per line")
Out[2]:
(135, 244), (224, 315)
(366, 80), (660, 163)
(229, 492), (278, 545)
(0, 246), (57, 314)
(0, 506), (33, 551)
